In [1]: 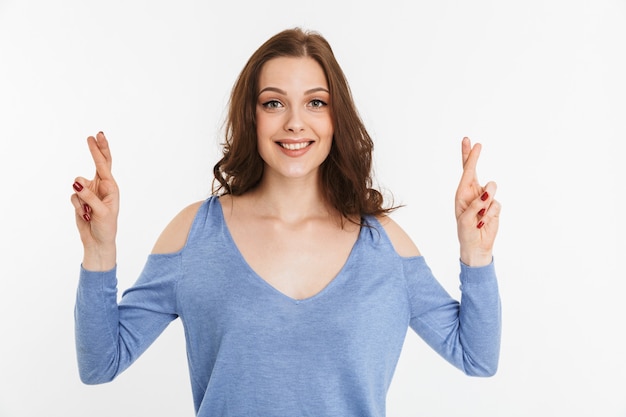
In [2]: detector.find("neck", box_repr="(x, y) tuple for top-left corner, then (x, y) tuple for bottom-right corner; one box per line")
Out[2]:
(248, 173), (333, 224)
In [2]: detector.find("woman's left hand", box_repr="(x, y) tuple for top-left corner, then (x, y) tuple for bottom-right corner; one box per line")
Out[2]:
(455, 137), (501, 266)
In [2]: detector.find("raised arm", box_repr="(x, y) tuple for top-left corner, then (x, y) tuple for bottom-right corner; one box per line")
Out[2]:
(455, 137), (501, 266)
(70, 131), (119, 271)
(71, 132), (190, 384)
(408, 137), (501, 375)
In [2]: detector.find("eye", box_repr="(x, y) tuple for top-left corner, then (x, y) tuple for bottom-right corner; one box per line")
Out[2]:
(262, 100), (283, 110)
(308, 99), (328, 109)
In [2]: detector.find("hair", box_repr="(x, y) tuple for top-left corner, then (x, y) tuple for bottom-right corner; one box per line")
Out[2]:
(212, 27), (396, 221)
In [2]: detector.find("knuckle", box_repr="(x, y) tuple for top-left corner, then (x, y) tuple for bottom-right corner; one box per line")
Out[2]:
(471, 197), (484, 209)
(490, 200), (502, 213)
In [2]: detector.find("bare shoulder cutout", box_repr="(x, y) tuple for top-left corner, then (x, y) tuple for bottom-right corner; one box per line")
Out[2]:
(377, 215), (421, 258)
(151, 201), (204, 254)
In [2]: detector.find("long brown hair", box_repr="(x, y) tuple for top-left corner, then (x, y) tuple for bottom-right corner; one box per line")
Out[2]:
(213, 28), (395, 219)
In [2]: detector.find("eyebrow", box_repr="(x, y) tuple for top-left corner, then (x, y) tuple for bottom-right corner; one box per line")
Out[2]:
(258, 86), (329, 95)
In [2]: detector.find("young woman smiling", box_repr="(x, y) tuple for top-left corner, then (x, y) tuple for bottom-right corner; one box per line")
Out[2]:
(71, 28), (501, 416)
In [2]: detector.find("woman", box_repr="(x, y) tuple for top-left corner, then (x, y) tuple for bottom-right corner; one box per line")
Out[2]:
(71, 28), (501, 416)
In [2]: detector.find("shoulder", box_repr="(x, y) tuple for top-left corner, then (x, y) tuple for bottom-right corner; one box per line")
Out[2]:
(151, 200), (205, 254)
(375, 215), (421, 258)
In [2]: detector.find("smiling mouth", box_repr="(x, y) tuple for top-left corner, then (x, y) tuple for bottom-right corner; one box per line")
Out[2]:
(278, 141), (312, 150)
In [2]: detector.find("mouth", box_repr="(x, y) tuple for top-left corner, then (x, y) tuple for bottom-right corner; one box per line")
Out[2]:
(276, 141), (313, 150)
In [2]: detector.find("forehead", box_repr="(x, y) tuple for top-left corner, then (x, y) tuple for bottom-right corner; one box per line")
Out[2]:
(258, 57), (328, 89)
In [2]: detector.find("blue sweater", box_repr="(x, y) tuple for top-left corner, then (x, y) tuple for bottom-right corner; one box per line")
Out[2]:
(75, 196), (501, 416)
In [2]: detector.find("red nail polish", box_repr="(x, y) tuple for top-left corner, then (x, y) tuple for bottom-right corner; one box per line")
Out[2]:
(477, 221), (484, 229)
(73, 182), (83, 192)
(480, 192), (489, 201)
(83, 213), (91, 222)
(83, 204), (91, 213)
(478, 208), (486, 216)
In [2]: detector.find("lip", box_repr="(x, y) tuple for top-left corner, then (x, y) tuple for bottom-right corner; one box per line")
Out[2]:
(275, 139), (314, 157)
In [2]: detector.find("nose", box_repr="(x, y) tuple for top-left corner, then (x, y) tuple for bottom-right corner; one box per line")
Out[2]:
(283, 107), (305, 133)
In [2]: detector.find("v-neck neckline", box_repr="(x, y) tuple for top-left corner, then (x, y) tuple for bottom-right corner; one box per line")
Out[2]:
(215, 197), (364, 304)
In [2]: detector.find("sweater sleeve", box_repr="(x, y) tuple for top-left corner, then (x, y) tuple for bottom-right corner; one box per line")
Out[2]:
(74, 253), (181, 384)
(404, 257), (501, 376)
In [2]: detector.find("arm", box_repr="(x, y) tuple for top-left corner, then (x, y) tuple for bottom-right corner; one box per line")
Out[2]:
(385, 137), (502, 375)
(73, 202), (200, 384)
(382, 217), (501, 375)
(404, 257), (501, 376)
(74, 204), (200, 384)
(75, 256), (181, 384)
(430, 137), (501, 374)
(71, 132), (198, 383)
(429, 137), (501, 374)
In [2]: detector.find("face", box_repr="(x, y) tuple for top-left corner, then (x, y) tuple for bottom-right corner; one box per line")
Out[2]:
(256, 56), (333, 182)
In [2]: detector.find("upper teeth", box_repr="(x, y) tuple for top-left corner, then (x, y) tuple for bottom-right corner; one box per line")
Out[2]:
(280, 142), (309, 150)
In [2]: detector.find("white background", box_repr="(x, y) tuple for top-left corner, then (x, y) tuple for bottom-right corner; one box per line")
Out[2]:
(1, 1), (625, 416)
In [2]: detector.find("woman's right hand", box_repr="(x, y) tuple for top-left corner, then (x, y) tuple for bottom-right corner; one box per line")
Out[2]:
(70, 131), (119, 271)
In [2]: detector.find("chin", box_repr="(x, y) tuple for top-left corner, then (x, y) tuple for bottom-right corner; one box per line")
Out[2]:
(268, 164), (321, 181)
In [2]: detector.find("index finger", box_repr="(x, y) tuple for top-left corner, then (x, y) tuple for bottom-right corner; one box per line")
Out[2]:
(87, 131), (113, 180)
(460, 137), (481, 182)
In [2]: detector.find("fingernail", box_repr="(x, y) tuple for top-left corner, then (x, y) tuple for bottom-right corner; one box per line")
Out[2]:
(477, 221), (484, 229)
(478, 208), (486, 216)
(83, 213), (91, 222)
(83, 203), (91, 214)
(98, 131), (104, 136)
(73, 182), (83, 192)
(480, 192), (489, 201)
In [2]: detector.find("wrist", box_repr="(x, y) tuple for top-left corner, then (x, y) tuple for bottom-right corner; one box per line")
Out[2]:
(460, 249), (492, 267)
(82, 244), (117, 271)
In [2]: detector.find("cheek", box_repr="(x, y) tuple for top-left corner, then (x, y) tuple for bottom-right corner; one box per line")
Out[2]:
(256, 113), (281, 139)
(314, 115), (334, 137)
